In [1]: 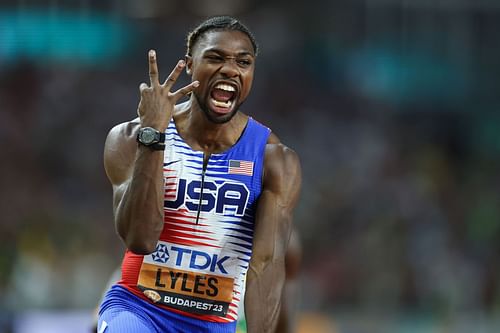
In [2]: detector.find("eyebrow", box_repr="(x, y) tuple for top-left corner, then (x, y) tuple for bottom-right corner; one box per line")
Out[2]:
(203, 48), (255, 57)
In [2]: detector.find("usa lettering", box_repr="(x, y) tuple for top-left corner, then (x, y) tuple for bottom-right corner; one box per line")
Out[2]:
(165, 178), (249, 216)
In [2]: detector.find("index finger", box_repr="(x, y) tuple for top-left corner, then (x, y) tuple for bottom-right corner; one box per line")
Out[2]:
(148, 49), (160, 88)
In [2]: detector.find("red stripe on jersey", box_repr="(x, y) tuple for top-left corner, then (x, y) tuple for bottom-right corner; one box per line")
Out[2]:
(163, 222), (213, 234)
(161, 235), (220, 248)
(162, 229), (217, 242)
(164, 216), (209, 227)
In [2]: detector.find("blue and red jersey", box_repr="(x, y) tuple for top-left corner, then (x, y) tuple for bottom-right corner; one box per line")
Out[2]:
(117, 117), (270, 323)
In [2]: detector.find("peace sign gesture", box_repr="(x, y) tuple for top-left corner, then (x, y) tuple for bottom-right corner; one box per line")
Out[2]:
(137, 50), (199, 130)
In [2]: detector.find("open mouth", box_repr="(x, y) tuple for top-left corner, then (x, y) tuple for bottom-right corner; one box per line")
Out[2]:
(209, 83), (237, 114)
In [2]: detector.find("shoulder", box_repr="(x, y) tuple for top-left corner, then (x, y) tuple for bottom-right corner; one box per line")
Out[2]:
(104, 118), (141, 185)
(106, 117), (141, 145)
(104, 118), (141, 162)
(263, 132), (301, 201)
(264, 132), (300, 173)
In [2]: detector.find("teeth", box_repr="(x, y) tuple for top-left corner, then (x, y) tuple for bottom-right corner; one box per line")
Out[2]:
(211, 98), (232, 108)
(215, 83), (236, 92)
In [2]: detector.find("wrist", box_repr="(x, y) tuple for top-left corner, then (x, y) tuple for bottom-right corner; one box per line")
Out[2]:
(139, 114), (171, 132)
(139, 121), (168, 132)
(137, 127), (166, 150)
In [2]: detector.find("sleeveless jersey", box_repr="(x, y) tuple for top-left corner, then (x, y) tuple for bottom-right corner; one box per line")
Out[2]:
(118, 117), (270, 323)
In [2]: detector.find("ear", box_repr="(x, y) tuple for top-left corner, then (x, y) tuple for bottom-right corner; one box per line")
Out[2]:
(185, 55), (193, 75)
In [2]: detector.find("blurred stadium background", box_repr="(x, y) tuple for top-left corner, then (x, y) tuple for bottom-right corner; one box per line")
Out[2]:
(1, 0), (500, 332)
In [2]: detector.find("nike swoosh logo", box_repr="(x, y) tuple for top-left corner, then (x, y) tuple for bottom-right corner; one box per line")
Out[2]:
(164, 160), (181, 167)
(98, 321), (108, 333)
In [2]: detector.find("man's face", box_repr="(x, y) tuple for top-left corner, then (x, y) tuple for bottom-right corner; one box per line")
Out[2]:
(186, 30), (256, 124)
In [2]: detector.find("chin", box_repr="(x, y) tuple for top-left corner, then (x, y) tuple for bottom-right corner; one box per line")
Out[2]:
(196, 93), (241, 124)
(203, 107), (238, 124)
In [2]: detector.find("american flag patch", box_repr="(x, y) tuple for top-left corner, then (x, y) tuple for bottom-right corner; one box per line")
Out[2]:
(229, 160), (254, 176)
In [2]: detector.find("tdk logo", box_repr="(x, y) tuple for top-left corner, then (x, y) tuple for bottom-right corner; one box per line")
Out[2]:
(152, 244), (170, 263)
(153, 244), (230, 274)
(165, 179), (249, 217)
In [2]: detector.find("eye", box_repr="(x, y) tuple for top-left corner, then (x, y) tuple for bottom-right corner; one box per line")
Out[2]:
(205, 54), (224, 62)
(237, 59), (252, 67)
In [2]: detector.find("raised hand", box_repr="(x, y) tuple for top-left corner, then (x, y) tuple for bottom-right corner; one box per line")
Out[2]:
(137, 50), (199, 130)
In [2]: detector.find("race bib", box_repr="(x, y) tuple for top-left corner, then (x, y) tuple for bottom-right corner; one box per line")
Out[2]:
(137, 241), (236, 317)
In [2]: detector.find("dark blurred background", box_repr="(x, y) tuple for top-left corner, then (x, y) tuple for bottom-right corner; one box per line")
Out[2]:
(1, 0), (500, 332)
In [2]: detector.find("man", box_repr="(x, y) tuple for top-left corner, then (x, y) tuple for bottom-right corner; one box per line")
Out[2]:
(98, 16), (301, 333)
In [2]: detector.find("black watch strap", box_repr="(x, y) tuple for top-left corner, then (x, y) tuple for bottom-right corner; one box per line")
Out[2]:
(149, 141), (166, 151)
(151, 132), (166, 150)
(157, 132), (166, 144)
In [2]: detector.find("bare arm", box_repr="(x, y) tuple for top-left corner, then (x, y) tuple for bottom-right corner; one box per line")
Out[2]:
(245, 136), (302, 333)
(104, 50), (199, 254)
(276, 228), (302, 333)
(104, 121), (165, 254)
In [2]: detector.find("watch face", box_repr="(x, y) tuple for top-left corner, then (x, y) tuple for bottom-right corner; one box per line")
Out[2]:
(140, 128), (157, 144)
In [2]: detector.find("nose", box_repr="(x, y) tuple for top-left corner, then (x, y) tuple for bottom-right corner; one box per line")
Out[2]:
(219, 58), (239, 78)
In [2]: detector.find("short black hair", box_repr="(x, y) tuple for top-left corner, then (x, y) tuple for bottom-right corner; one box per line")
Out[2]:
(186, 16), (258, 56)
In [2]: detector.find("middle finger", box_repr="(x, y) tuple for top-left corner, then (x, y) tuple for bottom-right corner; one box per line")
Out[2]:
(163, 60), (186, 89)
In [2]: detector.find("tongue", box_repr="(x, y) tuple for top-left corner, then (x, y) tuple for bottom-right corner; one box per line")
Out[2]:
(211, 89), (234, 102)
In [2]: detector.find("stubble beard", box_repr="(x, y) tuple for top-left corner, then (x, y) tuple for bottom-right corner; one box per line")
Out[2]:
(193, 92), (242, 124)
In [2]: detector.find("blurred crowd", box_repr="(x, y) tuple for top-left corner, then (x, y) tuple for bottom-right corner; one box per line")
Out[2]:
(1, 0), (500, 332)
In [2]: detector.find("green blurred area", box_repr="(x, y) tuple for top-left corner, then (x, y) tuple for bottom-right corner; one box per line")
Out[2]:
(0, 8), (134, 65)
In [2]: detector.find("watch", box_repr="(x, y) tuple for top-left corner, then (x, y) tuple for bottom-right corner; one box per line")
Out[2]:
(136, 127), (166, 150)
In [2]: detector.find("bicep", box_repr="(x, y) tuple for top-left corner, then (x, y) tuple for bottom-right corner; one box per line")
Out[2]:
(252, 146), (302, 265)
